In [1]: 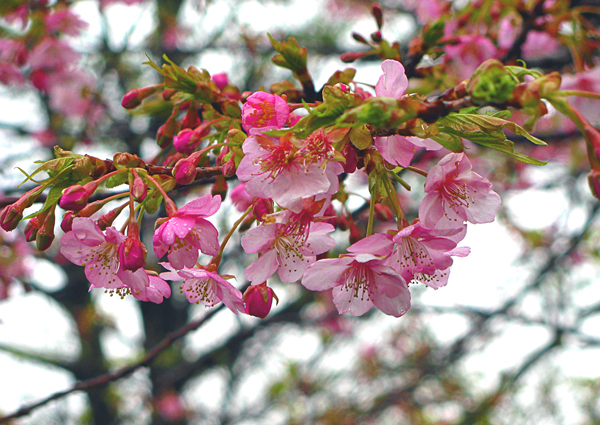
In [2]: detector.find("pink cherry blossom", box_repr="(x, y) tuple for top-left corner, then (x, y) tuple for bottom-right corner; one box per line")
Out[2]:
(45, 9), (88, 36)
(419, 153), (501, 230)
(28, 38), (79, 71)
(348, 223), (470, 289)
(46, 69), (96, 117)
(242, 92), (289, 132)
(373, 60), (440, 167)
(153, 194), (221, 270)
(236, 132), (343, 212)
(302, 253), (410, 317)
(160, 263), (244, 313)
(445, 35), (498, 82)
(241, 210), (336, 284)
(59, 218), (170, 303)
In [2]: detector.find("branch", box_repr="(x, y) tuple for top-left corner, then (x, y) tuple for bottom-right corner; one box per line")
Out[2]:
(0, 304), (224, 424)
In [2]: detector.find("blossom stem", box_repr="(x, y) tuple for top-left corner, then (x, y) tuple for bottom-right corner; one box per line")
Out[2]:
(382, 176), (407, 228)
(367, 191), (376, 238)
(405, 166), (428, 177)
(212, 205), (253, 268)
(144, 174), (178, 217)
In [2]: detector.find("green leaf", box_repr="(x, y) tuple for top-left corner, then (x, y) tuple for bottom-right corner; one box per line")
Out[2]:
(106, 172), (129, 189)
(438, 112), (547, 165)
(268, 34), (308, 74)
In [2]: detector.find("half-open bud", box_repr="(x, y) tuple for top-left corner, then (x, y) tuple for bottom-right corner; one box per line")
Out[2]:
(118, 236), (147, 272)
(243, 282), (278, 319)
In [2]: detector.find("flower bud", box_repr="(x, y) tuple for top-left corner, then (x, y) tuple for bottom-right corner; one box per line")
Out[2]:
(60, 211), (76, 233)
(243, 282), (278, 319)
(173, 158), (197, 185)
(131, 170), (148, 202)
(370, 30), (382, 43)
(0, 205), (23, 231)
(113, 152), (145, 169)
(24, 216), (41, 242)
(156, 109), (179, 148)
(211, 175), (228, 199)
(588, 170), (600, 200)
(121, 84), (162, 109)
(173, 129), (198, 155)
(118, 236), (147, 272)
(253, 198), (273, 222)
(374, 204), (393, 221)
(36, 208), (55, 251)
(181, 102), (200, 129)
(221, 156), (237, 177)
(212, 72), (229, 90)
(372, 3), (383, 30)
(59, 181), (99, 211)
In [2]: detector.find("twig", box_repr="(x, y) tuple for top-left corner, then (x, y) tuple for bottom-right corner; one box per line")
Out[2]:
(0, 304), (224, 424)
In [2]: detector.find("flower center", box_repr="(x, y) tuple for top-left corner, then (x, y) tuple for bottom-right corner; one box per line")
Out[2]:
(393, 236), (434, 276)
(182, 278), (217, 305)
(343, 263), (374, 302)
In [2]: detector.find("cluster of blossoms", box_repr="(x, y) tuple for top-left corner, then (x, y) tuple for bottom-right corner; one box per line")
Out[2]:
(5, 1), (600, 321)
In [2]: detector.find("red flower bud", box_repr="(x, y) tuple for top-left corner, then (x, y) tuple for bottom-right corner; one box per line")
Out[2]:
(588, 170), (600, 200)
(211, 175), (228, 199)
(24, 216), (41, 242)
(374, 204), (393, 221)
(243, 282), (278, 319)
(372, 3), (383, 30)
(118, 236), (147, 272)
(253, 198), (273, 222)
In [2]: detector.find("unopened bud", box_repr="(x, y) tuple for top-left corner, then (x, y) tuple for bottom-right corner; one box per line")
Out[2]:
(36, 208), (55, 251)
(253, 198), (273, 222)
(370, 30), (382, 43)
(372, 3), (383, 30)
(212, 72), (229, 90)
(181, 102), (200, 129)
(121, 84), (162, 109)
(0, 205), (23, 231)
(118, 236), (147, 272)
(374, 203), (393, 221)
(211, 175), (228, 199)
(588, 170), (600, 200)
(173, 158), (197, 185)
(24, 216), (41, 242)
(156, 109), (179, 148)
(352, 32), (370, 46)
(113, 152), (145, 169)
(243, 282), (278, 319)
(59, 181), (99, 211)
(131, 170), (148, 202)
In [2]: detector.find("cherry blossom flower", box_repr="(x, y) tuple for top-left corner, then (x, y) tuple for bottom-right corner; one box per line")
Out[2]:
(302, 253), (411, 317)
(445, 35), (498, 82)
(241, 209), (336, 284)
(236, 132), (343, 212)
(45, 9), (88, 36)
(374, 60), (440, 167)
(242, 92), (289, 132)
(419, 153), (501, 230)
(153, 194), (221, 270)
(160, 263), (244, 313)
(348, 223), (470, 289)
(59, 218), (170, 303)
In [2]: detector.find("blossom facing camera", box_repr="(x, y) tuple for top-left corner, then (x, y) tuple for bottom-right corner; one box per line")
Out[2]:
(243, 282), (278, 319)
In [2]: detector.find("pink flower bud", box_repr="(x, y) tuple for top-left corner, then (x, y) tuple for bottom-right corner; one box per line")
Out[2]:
(181, 102), (200, 129)
(374, 204), (393, 221)
(370, 30), (382, 43)
(131, 171), (147, 202)
(173, 129), (197, 155)
(59, 181), (98, 211)
(212, 72), (229, 90)
(118, 236), (147, 272)
(372, 3), (383, 29)
(173, 158), (197, 185)
(36, 209), (55, 251)
(221, 156), (237, 177)
(243, 282), (278, 319)
(121, 84), (162, 109)
(0, 205), (23, 231)
(24, 216), (41, 242)
(60, 211), (75, 233)
(211, 175), (228, 199)
(253, 198), (273, 222)
(588, 170), (600, 200)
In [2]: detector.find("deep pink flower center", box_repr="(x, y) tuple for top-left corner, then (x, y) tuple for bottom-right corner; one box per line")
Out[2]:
(393, 236), (434, 274)
(441, 181), (473, 210)
(248, 101), (277, 128)
(257, 138), (302, 179)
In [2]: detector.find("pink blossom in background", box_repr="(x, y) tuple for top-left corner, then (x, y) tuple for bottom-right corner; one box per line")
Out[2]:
(0, 63), (25, 85)
(230, 183), (254, 212)
(419, 153), (501, 230)
(160, 263), (245, 313)
(242, 210), (336, 284)
(153, 194), (221, 270)
(45, 9), (88, 36)
(445, 35), (498, 82)
(302, 253), (411, 317)
(28, 38), (79, 71)
(0, 39), (27, 65)
(47, 70), (96, 117)
(522, 31), (561, 61)
(241, 92), (289, 132)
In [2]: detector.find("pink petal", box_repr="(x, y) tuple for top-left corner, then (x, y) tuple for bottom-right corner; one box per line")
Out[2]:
(244, 249), (279, 284)
(375, 59), (409, 99)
